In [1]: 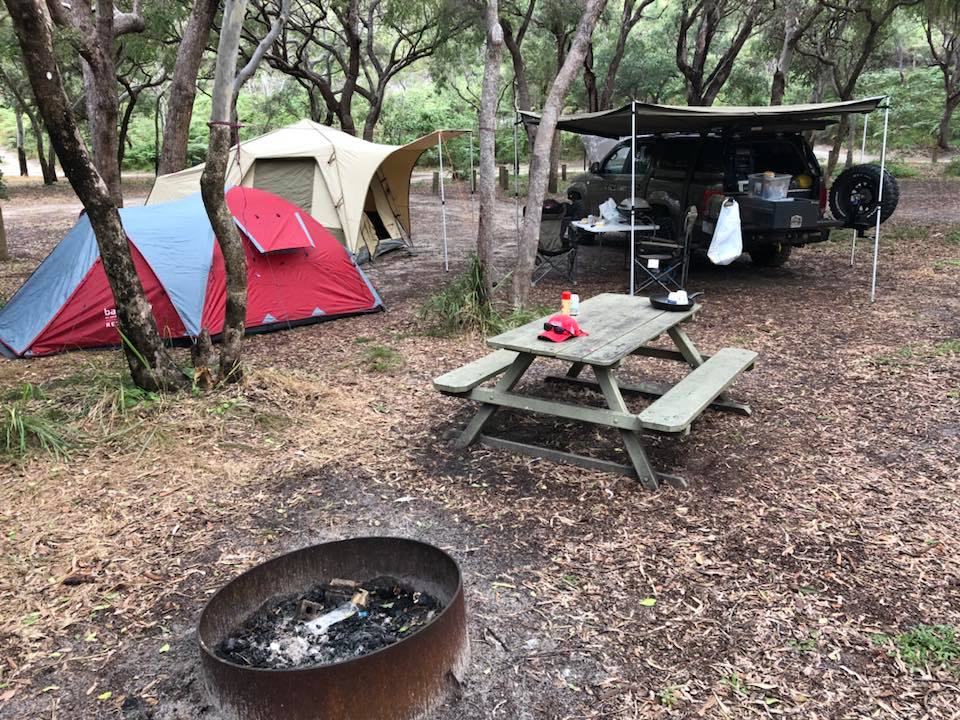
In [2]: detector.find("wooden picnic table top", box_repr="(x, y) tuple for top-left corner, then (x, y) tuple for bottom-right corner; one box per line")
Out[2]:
(486, 293), (699, 368)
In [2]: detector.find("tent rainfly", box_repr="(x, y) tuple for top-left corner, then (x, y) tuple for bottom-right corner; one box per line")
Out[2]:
(520, 96), (891, 301)
(147, 121), (465, 262)
(0, 188), (383, 358)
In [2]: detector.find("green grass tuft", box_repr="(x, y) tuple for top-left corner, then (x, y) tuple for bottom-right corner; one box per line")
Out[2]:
(884, 161), (919, 179)
(363, 345), (403, 372)
(1, 402), (69, 459)
(933, 339), (960, 356)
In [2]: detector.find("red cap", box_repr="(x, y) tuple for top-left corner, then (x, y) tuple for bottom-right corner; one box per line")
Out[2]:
(538, 314), (589, 343)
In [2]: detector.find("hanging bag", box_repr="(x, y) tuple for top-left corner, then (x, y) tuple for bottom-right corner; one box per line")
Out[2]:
(707, 198), (743, 266)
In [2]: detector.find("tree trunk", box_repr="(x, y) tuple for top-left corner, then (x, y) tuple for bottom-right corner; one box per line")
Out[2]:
(43, 140), (58, 184)
(158, 0), (218, 175)
(500, 12), (536, 144)
(938, 95), (959, 150)
(15, 111), (28, 176)
(770, 0), (799, 105)
(362, 94), (385, 141)
(512, 0), (607, 308)
(826, 113), (849, 178)
(4, 0), (187, 391)
(0, 206), (8, 262)
(81, 51), (123, 206)
(201, 0), (249, 383)
(583, 42), (599, 112)
(477, 0), (503, 300)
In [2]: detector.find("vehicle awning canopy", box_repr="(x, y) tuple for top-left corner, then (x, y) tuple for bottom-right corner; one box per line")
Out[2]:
(519, 97), (887, 138)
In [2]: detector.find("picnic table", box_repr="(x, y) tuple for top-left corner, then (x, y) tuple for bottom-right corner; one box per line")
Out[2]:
(433, 293), (757, 491)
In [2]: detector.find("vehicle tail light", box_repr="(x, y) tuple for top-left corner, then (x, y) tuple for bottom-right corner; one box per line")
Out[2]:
(819, 183), (827, 216)
(701, 188), (725, 215)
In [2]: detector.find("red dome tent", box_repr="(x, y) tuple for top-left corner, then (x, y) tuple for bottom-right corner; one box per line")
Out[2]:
(0, 188), (383, 358)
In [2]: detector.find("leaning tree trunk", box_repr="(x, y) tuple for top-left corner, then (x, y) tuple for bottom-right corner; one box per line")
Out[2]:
(476, 0), (503, 300)
(158, 0), (219, 175)
(826, 113), (850, 179)
(0, 206), (8, 261)
(200, 0), (250, 382)
(4, 0), (188, 391)
(512, 0), (608, 309)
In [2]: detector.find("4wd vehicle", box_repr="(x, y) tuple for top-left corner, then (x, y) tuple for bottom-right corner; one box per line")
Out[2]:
(565, 131), (898, 267)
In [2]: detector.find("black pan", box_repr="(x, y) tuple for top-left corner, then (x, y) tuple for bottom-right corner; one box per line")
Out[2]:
(649, 292), (703, 311)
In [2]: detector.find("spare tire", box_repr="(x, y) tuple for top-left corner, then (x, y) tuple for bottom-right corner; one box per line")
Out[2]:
(829, 164), (899, 227)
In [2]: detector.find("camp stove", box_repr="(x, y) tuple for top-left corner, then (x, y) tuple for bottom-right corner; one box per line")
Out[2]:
(197, 537), (469, 720)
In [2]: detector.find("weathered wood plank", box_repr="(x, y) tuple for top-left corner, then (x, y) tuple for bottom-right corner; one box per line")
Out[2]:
(467, 388), (644, 430)
(434, 349), (519, 394)
(478, 435), (688, 488)
(638, 348), (757, 433)
(454, 353), (534, 448)
(486, 293), (694, 367)
(595, 366), (660, 490)
(543, 374), (752, 416)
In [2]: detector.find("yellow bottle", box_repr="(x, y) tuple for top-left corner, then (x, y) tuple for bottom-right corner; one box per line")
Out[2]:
(561, 291), (571, 315)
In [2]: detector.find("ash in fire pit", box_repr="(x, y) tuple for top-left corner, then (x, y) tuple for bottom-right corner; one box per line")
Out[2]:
(216, 576), (441, 668)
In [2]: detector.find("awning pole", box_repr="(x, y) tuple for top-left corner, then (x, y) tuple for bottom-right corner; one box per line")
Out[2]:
(850, 113), (870, 266)
(438, 133), (449, 272)
(870, 104), (889, 303)
(630, 101), (636, 296)
(514, 113), (521, 255)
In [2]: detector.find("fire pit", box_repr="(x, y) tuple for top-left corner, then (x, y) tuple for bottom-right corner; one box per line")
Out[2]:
(197, 537), (468, 720)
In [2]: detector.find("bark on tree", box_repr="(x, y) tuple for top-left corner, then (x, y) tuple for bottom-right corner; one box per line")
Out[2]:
(477, 0), (503, 300)
(770, 0), (822, 105)
(500, 1), (536, 143)
(512, 0), (607, 308)
(15, 112), (28, 176)
(925, 6), (960, 149)
(158, 0), (219, 175)
(200, 0), (289, 382)
(5, 0), (187, 391)
(0, 206), (7, 262)
(45, 0), (146, 206)
(676, 0), (770, 106)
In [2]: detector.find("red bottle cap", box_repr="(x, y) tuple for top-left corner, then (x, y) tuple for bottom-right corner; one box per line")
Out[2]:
(562, 291), (571, 300)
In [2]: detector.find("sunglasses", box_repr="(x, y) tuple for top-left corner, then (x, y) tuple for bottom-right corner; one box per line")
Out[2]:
(543, 322), (573, 335)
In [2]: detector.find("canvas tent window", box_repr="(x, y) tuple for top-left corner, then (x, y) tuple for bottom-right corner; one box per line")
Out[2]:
(252, 158), (316, 213)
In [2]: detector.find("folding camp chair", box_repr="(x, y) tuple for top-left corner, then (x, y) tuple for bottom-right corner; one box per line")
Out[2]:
(530, 200), (579, 286)
(633, 205), (696, 293)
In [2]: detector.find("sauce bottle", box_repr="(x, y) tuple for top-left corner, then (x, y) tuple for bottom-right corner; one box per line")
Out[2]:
(561, 291), (572, 315)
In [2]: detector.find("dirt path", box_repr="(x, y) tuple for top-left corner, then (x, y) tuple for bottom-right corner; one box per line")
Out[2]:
(0, 178), (958, 719)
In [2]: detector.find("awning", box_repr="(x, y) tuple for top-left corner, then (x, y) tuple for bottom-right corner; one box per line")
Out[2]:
(519, 97), (887, 138)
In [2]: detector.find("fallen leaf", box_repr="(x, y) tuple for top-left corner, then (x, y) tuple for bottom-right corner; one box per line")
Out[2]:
(640, 597), (657, 607)
(158, 643), (170, 654)
(97, 691), (112, 701)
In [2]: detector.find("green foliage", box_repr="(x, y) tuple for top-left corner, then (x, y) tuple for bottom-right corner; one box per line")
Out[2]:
(945, 157), (960, 177)
(0, 166), (7, 199)
(857, 68), (958, 150)
(933, 339), (960, 355)
(418, 254), (549, 336)
(872, 625), (960, 673)
(884, 161), (920, 178)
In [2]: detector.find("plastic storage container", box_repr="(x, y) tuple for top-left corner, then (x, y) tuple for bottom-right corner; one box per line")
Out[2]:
(748, 172), (791, 200)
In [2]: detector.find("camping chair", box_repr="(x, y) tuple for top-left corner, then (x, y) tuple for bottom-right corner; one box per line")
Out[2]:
(530, 200), (579, 286)
(633, 205), (696, 293)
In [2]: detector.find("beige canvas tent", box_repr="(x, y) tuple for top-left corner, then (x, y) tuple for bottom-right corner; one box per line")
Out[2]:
(146, 120), (465, 260)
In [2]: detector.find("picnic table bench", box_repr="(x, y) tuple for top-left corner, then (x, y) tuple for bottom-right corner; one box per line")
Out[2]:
(433, 293), (757, 490)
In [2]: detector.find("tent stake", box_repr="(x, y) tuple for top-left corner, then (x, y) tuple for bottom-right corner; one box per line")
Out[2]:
(630, 101), (636, 296)
(850, 113), (869, 266)
(438, 133), (449, 272)
(870, 104), (889, 303)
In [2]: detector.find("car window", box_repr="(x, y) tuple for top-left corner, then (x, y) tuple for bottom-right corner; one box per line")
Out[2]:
(631, 144), (653, 175)
(655, 141), (698, 172)
(601, 145), (630, 174)
(738, 140), (808, 177)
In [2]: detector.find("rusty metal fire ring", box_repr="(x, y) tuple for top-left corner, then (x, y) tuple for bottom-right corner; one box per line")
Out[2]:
(197, 537), (469, 720)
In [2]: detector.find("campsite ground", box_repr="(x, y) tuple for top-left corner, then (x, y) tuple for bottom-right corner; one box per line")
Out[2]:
(0, 174), (959, 719)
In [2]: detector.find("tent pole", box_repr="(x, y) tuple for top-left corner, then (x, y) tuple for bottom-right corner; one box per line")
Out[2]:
(438, 133), (449, 272)
(630, 101), (636, 296)
(850, 113), (870, 266)
(870, 104), (889, 303)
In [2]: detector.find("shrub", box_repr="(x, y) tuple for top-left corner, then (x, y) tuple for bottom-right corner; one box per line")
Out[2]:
(945, 157), (960, 178)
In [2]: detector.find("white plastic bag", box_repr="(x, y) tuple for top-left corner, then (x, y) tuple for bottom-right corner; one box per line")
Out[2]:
(707, 198), (742, 266)
(599, 198), (619, 222)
